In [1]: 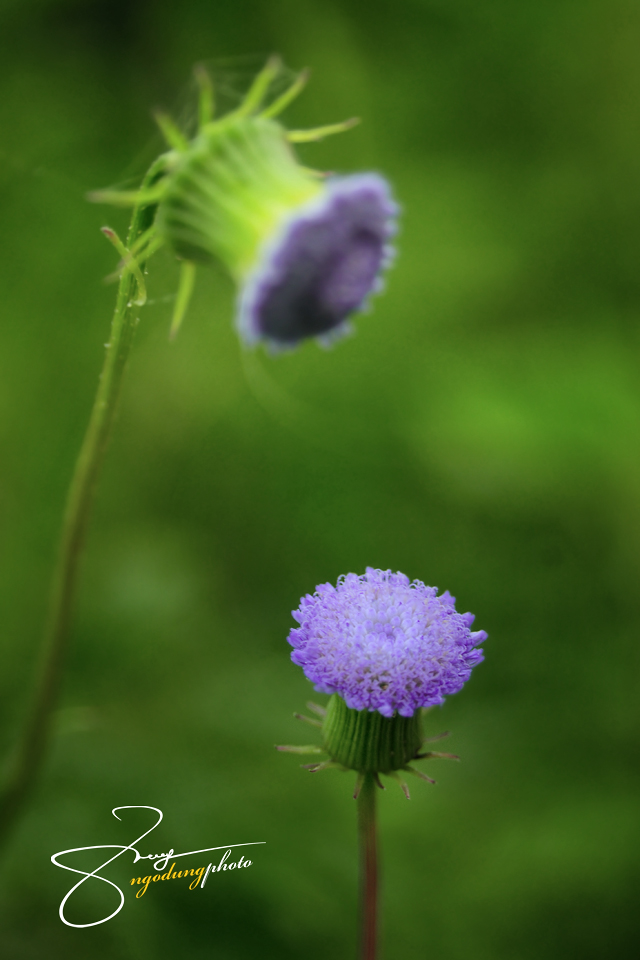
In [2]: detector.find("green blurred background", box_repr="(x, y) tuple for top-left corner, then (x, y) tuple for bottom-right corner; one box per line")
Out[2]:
(1, 0), (640, 957)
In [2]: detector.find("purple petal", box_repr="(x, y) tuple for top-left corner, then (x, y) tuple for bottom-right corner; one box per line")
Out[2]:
(287, 568), (486, 718)
(237, 174), (398, 347)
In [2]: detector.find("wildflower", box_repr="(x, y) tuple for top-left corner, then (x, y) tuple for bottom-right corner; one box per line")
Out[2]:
(280, 572), (486, 956)
(279, 567), (485, 792)
(91, 58), (398, 348)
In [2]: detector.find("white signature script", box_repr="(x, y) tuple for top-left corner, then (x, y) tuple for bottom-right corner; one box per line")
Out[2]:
(51, 805), (265, 928)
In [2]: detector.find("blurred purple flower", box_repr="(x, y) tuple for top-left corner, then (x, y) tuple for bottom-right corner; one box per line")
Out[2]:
(237, 174), (398, 348)
(288, 567), (486, 717)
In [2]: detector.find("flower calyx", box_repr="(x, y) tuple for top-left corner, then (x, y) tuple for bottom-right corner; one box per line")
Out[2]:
(276, 696), (459, 799)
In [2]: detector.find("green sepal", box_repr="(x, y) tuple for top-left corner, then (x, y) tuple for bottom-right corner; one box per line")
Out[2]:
(321, 694), (423, 774)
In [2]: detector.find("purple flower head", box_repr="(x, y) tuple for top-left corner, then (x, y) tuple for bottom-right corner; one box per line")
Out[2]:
(288, 568), (486, 718)
(237, 174), (398, 348)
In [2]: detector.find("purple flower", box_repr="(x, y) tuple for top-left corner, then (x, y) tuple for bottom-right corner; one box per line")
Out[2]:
(237, 174), (398, 348)
(91, 59), (400, 345)
(288, 568), (486, 718)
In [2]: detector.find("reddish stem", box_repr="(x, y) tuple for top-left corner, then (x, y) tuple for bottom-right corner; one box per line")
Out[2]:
(357, 772), (378, 960)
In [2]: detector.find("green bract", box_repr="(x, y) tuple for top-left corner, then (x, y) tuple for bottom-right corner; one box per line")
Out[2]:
(322, 694), (424, 775)
(157, 115), (322, 277)
(278, 695), (460, 799)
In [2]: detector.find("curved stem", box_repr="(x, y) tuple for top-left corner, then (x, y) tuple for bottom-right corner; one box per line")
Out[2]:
(357, 773), (379, 960)
(0, 160), (165, 849)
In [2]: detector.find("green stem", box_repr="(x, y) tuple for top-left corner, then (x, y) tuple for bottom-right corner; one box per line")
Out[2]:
(0, 159), (166, 850)
(358, 773), (379, 960)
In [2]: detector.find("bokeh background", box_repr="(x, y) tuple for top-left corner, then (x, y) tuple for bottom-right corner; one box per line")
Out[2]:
(1, 0), (640, 957)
